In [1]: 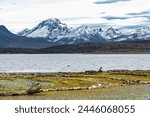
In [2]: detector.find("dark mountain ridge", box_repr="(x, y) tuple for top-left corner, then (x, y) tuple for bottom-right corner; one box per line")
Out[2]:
(0, 25), (52, 48)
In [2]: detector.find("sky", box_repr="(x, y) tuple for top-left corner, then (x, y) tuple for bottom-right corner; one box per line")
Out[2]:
(0, 0), (150, 33)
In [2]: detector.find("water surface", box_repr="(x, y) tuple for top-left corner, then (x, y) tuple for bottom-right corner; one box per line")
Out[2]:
(0, 54), (149, 72)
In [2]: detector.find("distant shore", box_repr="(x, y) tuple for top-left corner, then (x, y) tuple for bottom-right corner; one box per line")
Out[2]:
(1, 40), (150, 54)
(0, 69), (149, 75)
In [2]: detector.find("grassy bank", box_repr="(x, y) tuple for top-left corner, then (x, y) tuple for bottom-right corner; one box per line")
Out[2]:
(0, 70), (150, 100)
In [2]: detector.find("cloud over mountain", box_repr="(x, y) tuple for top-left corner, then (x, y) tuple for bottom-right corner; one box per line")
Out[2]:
(102, 16), (130, 20)
(94, 0), (131, 4)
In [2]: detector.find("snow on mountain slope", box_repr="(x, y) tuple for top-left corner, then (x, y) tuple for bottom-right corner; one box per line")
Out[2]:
(18, 18), (71, 39)
(28, 26), (50, 38)
(117, 27), (150, 41)
(131, 27), (150, 39)
(18, 18), (150, 45)
(59, 25), (93, 39)
(73, 25), (93, 36)
(17, 28), (30, 36)
(135, 27), (150, 35)
(101, 27), (122, 40)
(54, 25), (105, 44)
(18, 18), (123, 44)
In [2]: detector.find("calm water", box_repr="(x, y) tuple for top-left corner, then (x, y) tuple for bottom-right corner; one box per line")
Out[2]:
(0, 54), (150, 72)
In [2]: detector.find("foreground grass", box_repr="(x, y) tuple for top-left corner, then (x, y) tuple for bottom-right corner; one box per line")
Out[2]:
(0, 70), (150, 100)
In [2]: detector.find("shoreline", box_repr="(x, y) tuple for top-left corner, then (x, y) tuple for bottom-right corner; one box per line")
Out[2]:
(1, 53), (150, 54)
(0, 69), (150, 74)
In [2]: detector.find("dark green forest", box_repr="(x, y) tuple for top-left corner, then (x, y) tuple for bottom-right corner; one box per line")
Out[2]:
(0, 40), (150, 54)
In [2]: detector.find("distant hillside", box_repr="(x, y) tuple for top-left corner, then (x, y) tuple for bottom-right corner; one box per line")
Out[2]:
(0, 40), (150, 54)
(0, 25), (52, 48)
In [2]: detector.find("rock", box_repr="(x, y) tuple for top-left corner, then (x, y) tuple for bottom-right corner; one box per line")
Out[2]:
(11, 93), (19, 96)
(26, 83), (41, 95)
(98, 84), (102, 87)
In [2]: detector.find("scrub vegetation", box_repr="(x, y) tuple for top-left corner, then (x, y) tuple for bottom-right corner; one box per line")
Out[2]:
(0, 70), (150, 100)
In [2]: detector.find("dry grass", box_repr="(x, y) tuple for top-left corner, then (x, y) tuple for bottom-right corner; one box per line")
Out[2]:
(0, 70), (150, 100)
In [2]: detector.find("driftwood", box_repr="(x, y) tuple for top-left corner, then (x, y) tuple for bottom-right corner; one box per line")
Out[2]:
(26, 82), (41, 95)
(1, 76), (150, 96)
(0, 82), (42, 96)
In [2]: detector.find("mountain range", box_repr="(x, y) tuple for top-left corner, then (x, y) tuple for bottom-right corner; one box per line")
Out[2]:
(1, 18), (150, 48)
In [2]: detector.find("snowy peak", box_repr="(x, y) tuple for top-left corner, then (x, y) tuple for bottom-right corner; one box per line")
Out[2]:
(73, 25), (93, 36)
(17, 28), (30, 36)
(107, 27), (121, 35)
(19, 18), (71, 38)
(101, 27), (122, 39)
(34, 18), (63, 30)
(93, 28), (103, 34)
(39, 18), (61, 26)
(135, 26), (150, 35)
(126, 26), (150, 40)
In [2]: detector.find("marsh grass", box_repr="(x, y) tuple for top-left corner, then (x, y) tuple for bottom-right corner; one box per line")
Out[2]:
(0, 70), (150, 99)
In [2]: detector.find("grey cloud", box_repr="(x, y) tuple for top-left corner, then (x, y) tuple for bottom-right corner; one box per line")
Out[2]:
(127, 11), (150, 16)
(102, 16), (130, 20)
(126, 10), (150, 21)
(98, 12), (106, 14)
(141, 16), (150, 19)
(94, 0), (131, 4)
(139, 16), (150, 23)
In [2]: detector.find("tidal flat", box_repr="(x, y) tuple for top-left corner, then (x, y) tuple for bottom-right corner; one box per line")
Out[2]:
(0, 70), (150, 100)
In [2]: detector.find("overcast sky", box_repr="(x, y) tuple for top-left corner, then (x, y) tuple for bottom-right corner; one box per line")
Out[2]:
(0, 0), (150, 33)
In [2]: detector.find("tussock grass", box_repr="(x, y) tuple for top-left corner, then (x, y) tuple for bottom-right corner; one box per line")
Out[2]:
(0, 70), (150, 99)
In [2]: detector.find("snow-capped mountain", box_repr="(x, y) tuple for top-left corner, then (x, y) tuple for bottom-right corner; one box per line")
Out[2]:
(113, 26), (150, 41)
(18, 18), (123, 44)
(73, 25), (93, 36)
(127, 27), (150, 40)
(2, 17), (150, 49)
(58, 25), (93, 39)
(18, 18), (150, 45)
(18, 18), (71, 39)
(100, 27), (122, 40)
(54, 25), (105, 44)
(18, 21), (106, 44)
